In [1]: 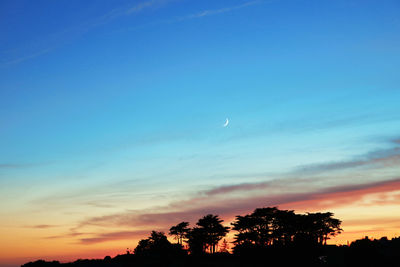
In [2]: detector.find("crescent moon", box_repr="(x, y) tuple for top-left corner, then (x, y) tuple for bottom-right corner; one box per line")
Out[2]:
(223, 118), (229, 127)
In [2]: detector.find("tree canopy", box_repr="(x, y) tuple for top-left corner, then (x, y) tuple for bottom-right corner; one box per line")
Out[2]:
(169, 221), (190, 245)
(231, 207), (342, 251)
(136, 207), (342, 256)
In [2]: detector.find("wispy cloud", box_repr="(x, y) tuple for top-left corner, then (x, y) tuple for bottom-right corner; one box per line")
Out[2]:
(225, 112), (400, 143)
(91, 0), (171, 25)
(45, 229), (153, 245)
(203, 142), (400, 196)
(0, 0), (169, 67)
(0, 162), (42, 169)
(25, 134), (400, 245)
(79, 230), (150, 244)
(44, 231), (85, 239)
(122, 0), (264, 30)
(281, 178), (400, 210)
(77, 177), (400, 233)
(0, 162), (53, 174)
(126, 0), (166, 14)
(0, 48), (53, 67)
(2, 0), (263, 66)
(293, 147), (400, 175)
(26, 224), (58, 229)
(70, 137), (400, 243)
(0, 164), (24, 169)
(174, 0), (263, 21)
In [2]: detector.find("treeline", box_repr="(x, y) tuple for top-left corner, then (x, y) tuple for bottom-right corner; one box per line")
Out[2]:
(22, 236), (400, 267)
(134, 206), (342, 256)
(22, 206), (400, 266)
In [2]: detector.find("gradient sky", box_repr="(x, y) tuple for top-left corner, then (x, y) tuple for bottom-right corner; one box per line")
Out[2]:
(1, 0), (400, 266)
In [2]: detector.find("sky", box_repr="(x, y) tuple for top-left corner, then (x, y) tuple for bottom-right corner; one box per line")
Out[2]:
(1, 0), (400, 266)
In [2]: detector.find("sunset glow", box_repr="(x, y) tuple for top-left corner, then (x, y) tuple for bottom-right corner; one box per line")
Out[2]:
(1, 0), (400, 266)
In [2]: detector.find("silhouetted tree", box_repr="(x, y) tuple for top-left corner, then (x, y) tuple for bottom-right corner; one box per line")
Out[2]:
(134, 231), (183, 256)
(232, 207), (279, 247)
(21, 260), (60, 267)
(231, 214), (259, 246)
(195, 214), (229, 254)
(186, 227), (208, 255)
(312, 212), (342, 245)
(232, 207), (342, 251)
(21, 207), (349, 267)
(293, 212), (342, 245)
(272, 209), (297, 245)
(169, 221), (190, 245)
(252, 207), (276, 246)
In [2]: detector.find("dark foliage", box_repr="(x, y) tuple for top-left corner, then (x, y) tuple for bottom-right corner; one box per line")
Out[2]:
(133, 231), (186, 257)
(22, 260), (60, 267)
(231, 207), (342, 251)
(169, 222), (190, 245)
(20, 239), (400, 267)
(20, 207), (400, 267)
(190, 214), (229, 254)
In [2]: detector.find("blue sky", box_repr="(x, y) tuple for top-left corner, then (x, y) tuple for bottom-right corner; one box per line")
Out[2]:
(0, 0), (400, 265)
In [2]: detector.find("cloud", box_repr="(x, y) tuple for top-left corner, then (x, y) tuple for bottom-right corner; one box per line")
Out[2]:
(79, 230), (150, 244)
(176, 0), (263, 20)
(0, 162), (45, 169)
(76, 177), (400, 234)
(126, 0), (166, 14)
(92, 0), (171, 24)
(201, 143), (400, 197)
(70, 148), (400, 243)
(225, 112), (400, 144)
(31, 136), (400, 245)
(0, 164), (24, 169)
(345, 217), (400, 227)
(125, 0), (264, 28)
(0, 48), (53, 67)
(202, 177), (315, 197)
(279, 178), (400, 210)
(44, 232), (85, 240)
(3, 0), (266, 66)
(205, 181), (271, 196)
(27, 224), (58, 229)
(63, 137), (400, 241)
(293, 147), (400, 175)
(1, 0), (169, 67)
